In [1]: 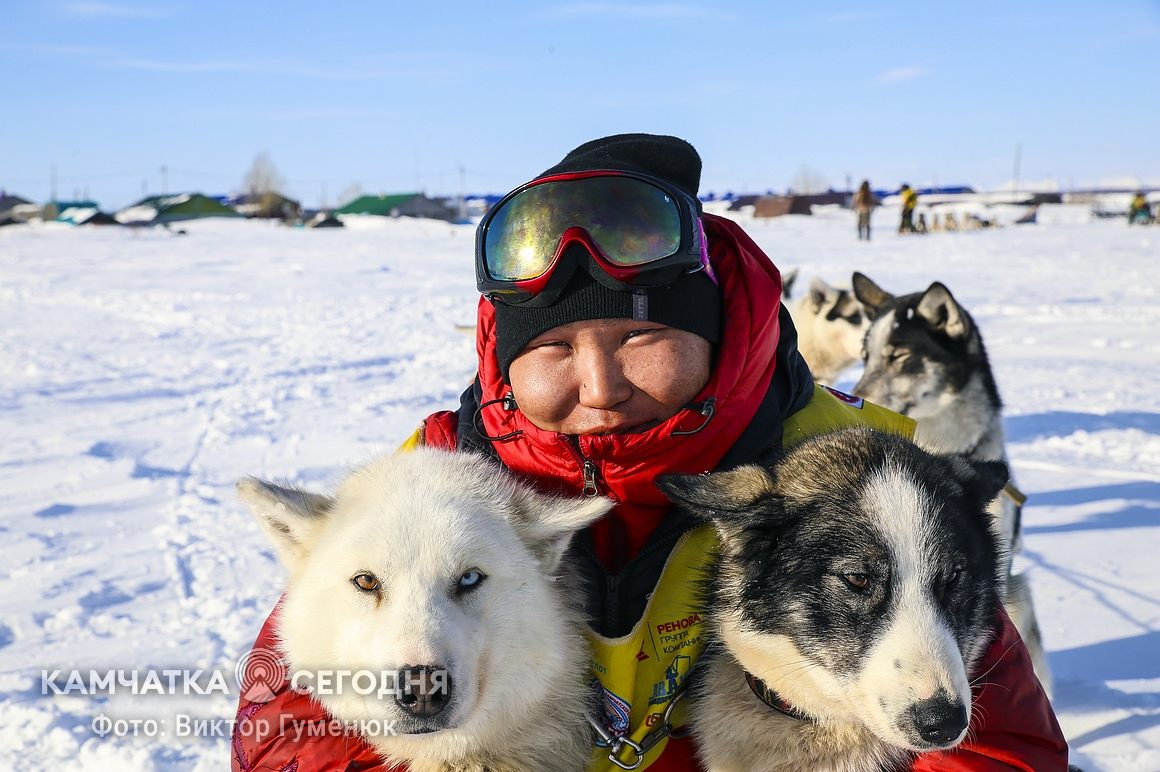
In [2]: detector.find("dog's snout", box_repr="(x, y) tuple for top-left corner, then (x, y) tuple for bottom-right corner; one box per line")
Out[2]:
(911, 695), (967, 746)
(395, 665), (453, 717)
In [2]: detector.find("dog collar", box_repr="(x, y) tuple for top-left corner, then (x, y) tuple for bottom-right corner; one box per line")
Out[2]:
(744, 672), (814, 723)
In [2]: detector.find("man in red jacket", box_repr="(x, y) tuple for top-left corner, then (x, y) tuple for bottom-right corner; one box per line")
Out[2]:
(233, 134), (1067, 771)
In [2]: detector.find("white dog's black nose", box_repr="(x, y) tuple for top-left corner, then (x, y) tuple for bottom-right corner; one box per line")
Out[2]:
(911, 695), (967, 746)
(395, 665), (453, 717)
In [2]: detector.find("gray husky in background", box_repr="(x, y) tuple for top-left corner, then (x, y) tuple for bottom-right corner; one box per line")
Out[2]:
(661, 428), (1009, 772)
(850, 272), (1052, 697)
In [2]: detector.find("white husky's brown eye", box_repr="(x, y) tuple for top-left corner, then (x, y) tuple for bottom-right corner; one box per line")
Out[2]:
(352, 572), (380, 592)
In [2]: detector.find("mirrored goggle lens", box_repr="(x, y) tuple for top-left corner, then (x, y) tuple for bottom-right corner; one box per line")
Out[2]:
(483, 176), (684, 282)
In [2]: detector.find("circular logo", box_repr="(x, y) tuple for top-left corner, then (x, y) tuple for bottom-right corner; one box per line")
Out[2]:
(235, 647), (286, 704)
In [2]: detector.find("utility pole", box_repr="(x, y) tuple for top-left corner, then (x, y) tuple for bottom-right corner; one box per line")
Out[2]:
(458, 165), (467, 221)
(160, 165), (168, 194)
(1013, 143), (1022, 193)
(50, 163), (58, 203)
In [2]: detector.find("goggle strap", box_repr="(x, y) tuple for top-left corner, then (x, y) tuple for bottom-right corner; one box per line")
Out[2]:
(632, 292), (648, 321)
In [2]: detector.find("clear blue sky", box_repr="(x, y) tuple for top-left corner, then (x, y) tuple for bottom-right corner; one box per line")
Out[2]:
(3, 1), (1158, 209)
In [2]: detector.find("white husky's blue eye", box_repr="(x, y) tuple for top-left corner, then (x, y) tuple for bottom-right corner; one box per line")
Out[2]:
(457, 569), (485, 591)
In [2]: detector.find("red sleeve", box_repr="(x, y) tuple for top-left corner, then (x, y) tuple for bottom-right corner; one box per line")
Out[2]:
(419, 410), (459, 451)
(912, 608), (1068, 771)
(231, 602), (392, 771)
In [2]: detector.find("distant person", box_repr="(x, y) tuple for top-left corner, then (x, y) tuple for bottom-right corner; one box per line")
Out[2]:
(1128, 191), (1152, 225)
(916, 212), (928, 233)
(852, 179), (877, 240)
(898, 183), (918, 233)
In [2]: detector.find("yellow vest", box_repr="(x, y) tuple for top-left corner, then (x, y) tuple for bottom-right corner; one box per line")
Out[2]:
(404, 384), (914, 771)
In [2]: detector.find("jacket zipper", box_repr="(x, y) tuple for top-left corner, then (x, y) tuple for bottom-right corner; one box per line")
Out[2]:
(604, 573), (619, 633)
(562, 435), (601, 497)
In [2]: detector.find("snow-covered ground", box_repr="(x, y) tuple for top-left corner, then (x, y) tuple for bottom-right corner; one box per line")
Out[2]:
(1, 209), (1157, 770)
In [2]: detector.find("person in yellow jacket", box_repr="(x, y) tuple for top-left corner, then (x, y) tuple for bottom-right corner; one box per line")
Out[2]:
(233, 134), (1067, 772)
(899, 183), (919, 233)
(1128, 191), (1153, 224)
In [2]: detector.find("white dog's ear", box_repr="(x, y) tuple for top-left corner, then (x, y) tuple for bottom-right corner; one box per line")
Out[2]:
(851, 272), (893, 319)
(509, 491), (613, 573)
(237, 477), (333, 574)
(916, 282), (971, 340)
(808, 276), (836, 312)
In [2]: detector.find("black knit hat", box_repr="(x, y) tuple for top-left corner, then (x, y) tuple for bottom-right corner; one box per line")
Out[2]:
(493, 133), (722, 380)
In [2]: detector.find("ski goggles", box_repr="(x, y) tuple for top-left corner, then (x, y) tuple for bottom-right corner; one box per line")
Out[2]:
(475, 170), (709, 306)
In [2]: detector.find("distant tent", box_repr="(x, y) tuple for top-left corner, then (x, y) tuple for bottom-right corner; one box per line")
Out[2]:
(727, 194), (763, 212)
(309, 213), (344, 229)
(754, 195), (813, 218)
(79, 211), (121, 226)
(1014, 206), (1039, 225)
(116, 193), (240, 225)
(0, 192), (38, 224)
(334, 193), (457, 221)
(55, 202), (108, 225)
(231, 191), (302, 220)
(0, 192), (33, 215)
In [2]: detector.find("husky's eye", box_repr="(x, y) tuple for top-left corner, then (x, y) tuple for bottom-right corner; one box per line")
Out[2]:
(846, 312), (863, 326)
(888, 351), (909, 366)
(945, 569), (962, 588)
(456, 569), (486, 593)
(842, 573), (872, 593)
(352, 572), (380, 593)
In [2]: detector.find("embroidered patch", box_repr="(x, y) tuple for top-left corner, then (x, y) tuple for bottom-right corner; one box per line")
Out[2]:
(592, 679), (632, 744)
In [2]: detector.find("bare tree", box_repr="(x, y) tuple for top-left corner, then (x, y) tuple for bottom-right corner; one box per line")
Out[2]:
(788, 165), (829, 195)
(241, 152), (288, 218)
(243, 152), (285, 196)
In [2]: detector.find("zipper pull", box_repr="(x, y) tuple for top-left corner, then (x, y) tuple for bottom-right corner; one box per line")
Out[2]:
(582, 460), (599, 497)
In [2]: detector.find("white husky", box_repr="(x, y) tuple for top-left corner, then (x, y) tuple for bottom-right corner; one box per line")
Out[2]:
(788, 276), (869, 385)
(238, 447), (612, 772)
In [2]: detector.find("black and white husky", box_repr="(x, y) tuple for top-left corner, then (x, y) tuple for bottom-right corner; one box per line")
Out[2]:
(850, 272), (1052, 697)
(787, 276), (869, 386)
(660, 428), (1009, 772)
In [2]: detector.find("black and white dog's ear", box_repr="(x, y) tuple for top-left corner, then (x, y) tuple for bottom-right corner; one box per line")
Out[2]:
(966, 459), (1010, 504)
(658, 466), (783, 547)
(916, 282), (972, 340)
(851, 272), (893, 319)
(237, 477), (333, 574)
(808, 276), (837, 313)
(945, 457), (1009, 507)
(781, 267), (799, 300)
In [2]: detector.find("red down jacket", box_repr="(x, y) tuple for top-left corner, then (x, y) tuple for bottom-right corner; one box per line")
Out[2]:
(232, 214), (1067, 771)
